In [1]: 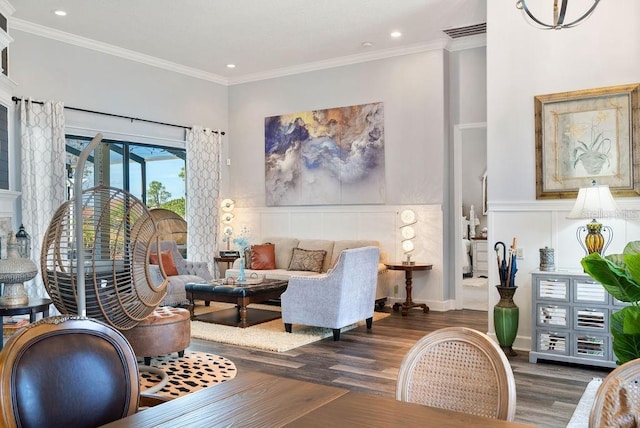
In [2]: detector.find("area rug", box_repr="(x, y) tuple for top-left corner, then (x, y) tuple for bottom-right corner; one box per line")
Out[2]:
(139, 350), (237, 399)
(567, 377), (602, 427)
(190, 304), (390, 352)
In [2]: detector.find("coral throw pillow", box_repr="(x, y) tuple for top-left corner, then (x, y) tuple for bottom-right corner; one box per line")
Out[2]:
(149, 250), (179, 276)
(250, 243), (276, 270)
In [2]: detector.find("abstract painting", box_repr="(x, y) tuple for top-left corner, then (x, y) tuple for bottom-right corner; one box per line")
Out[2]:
(265, 102), (385, 206)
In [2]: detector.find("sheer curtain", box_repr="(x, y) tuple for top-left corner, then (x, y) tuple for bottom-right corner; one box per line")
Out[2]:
(185, 126), (222, 271)
(19, 99), (66, 298)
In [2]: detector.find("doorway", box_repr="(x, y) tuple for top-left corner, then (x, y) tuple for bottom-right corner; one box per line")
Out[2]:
(453, 123), (487, 310)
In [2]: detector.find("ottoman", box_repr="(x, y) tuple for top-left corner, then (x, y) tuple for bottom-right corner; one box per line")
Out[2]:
(122, 306), (191, 366)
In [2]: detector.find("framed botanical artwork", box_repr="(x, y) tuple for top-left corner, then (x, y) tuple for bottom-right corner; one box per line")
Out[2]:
(535, 83), (640, 199)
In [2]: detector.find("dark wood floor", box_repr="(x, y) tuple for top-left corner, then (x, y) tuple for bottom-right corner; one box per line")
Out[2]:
(188, 307), (611, 427)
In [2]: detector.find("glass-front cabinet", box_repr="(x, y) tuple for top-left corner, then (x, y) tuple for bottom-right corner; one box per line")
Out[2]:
(530, 271), (620, 368)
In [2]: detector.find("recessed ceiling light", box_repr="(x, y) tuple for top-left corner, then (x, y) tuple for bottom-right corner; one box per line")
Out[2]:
(226, 64), (236, 69)
(390, 31), (402, 38)
(54, 10), (67, 16)
(361, 41), (374, 48)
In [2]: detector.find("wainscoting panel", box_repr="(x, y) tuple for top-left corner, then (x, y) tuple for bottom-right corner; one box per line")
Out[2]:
(489, 199), (640, 353)
(231, 204), (444, 305)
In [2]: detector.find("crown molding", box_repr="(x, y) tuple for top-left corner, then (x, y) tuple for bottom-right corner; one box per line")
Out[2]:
(0, 74), (17, 105)
(9, 18), (230, 86)
(8, 18), (485, 87)
(446, 34), (486, 52)
(228, 39), (450, 85)
(0, 190), (20, 217)
(0, 0), (15, 19)
(0, 27), (13, 51)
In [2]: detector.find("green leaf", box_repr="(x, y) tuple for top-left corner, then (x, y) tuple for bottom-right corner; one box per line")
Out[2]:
(582, 253), (640, 302)
(611, 310), (640, 365)
(618, 305), (640, 334)
(624, 241), (640, 255)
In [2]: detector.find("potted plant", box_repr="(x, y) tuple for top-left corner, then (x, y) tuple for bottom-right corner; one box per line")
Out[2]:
(581, 241), (640, 365)
(572, 126), (611, 175)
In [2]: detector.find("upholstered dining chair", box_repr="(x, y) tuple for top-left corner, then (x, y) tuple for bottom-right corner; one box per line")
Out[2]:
(589, 358), (640, 427)
(281, 246), (379, 341)
(0, 315), (164, 428)
(396, 326), (517, 421)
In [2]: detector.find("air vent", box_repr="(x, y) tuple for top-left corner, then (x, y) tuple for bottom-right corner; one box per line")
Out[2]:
(442, 23), (486, 39)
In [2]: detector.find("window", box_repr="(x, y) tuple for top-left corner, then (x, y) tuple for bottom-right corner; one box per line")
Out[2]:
(65, 135), (186, 217)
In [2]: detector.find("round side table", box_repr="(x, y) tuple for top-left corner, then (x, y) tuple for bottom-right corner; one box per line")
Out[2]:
(385, 263), (433, 316)
(1, 298), (53, 350)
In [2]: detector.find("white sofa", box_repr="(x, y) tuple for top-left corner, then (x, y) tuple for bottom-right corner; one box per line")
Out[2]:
(225, 236), (389, 306)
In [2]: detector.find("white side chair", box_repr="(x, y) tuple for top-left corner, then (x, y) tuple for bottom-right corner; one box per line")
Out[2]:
(589, 358), (640, 427)
(396, 326), (517, 421)
(281, 246), (379, 341)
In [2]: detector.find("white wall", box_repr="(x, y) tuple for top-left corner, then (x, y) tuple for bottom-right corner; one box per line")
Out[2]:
(227, 51), (451, 307)
(9, 30), (230, 194)
(487, 1), (640, 350)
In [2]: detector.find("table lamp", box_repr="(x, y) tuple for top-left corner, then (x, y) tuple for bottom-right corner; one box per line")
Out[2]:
(0, 232), (37, 306)
(567, 180), (617, 255)
(400, 209), (417, 265)
(220, 199), (235, 250)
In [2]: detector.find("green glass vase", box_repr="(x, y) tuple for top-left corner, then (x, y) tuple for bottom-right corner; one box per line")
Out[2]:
(494, 285), (519, 356)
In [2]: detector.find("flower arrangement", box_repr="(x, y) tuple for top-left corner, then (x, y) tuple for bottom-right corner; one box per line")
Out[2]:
(232, 234), (250, 282)
(233, 236), (250, 253)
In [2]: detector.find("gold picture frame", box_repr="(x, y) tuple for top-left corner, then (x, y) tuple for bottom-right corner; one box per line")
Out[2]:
(535, 83), (640, 199)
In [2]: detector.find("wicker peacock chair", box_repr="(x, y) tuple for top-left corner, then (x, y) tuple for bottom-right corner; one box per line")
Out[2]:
(41, 135), (167, 330)
(41, 185), (167, 330)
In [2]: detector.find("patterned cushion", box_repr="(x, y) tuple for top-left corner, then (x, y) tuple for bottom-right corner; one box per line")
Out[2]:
(250, 243), (276, 270)
(288, 248), (326, 273)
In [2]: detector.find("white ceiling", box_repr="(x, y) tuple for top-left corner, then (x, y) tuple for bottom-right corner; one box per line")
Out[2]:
(9, 0), (486, 85)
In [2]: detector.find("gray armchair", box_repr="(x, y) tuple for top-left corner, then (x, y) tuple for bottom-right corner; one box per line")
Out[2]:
(150, 240), (213, 306)
(281, 246), (380, 341)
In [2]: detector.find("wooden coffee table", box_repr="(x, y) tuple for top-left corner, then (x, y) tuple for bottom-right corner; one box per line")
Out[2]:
(185, 279), (288, 328)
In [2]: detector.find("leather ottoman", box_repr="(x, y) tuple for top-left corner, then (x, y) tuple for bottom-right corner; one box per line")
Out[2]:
(122, 306), (191, 365)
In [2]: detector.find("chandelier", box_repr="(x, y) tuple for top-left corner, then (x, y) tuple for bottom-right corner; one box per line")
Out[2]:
(516, 0), (601, 29)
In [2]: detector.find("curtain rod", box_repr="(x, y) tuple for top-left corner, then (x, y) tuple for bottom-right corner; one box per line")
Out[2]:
(11, 96), (226, 135)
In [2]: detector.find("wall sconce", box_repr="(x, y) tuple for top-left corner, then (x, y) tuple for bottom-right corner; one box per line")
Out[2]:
(220, 199), (235, 250)
(516, 0), (601, 30)
(400, 209), (417, 265)
(16, 224), (31, 259)
(567, 180), (618, 255)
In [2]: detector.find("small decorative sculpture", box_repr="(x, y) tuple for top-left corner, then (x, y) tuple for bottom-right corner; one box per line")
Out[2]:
(469, 205), (480, 238)
(0, 232), (37, 306)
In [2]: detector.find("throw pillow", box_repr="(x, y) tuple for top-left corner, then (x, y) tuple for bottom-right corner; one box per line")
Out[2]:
(250, 243), (276, 270)
(149, 250), (179, 276)
(243, 248), (252, 269)
(288, 248), (326, 273)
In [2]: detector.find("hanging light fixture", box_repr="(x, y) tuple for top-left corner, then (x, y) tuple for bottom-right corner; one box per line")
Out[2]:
(516, 0), (601, 30)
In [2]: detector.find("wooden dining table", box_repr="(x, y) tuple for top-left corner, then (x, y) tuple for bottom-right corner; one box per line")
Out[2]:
(103, 370), (534, 427)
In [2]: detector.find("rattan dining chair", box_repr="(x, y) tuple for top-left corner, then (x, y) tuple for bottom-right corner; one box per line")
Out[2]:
(589, 358), (640, 427)
(396, 326), (517, 421)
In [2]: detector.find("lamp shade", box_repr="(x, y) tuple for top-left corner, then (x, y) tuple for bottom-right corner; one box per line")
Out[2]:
(220, 199), (235, 212)
(567, 185), (618, 220)
(221, 212), (235, 224)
